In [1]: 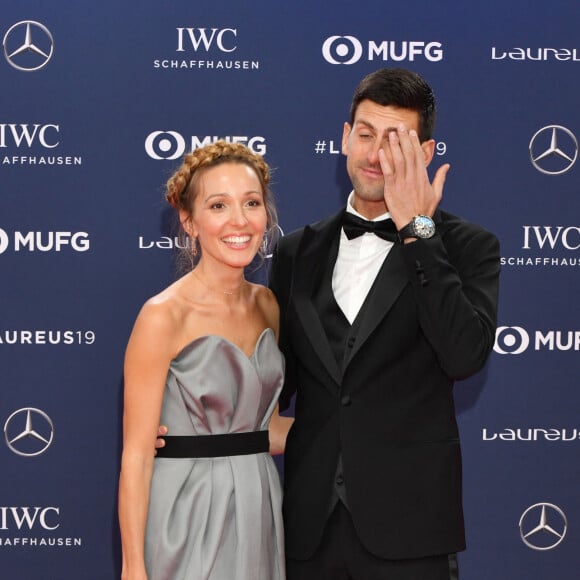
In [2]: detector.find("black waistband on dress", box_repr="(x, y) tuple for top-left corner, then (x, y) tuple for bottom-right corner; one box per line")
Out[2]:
(156, 431), (269, 458)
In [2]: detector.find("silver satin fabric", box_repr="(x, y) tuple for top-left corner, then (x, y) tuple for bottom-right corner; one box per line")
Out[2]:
(144, 328), (286, 580)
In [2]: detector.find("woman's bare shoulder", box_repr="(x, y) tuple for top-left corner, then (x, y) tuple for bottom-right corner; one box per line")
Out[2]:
(249, 282), (279, 333)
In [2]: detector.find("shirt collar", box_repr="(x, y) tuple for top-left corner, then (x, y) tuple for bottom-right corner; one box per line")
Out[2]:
(345, 191), (391, 222)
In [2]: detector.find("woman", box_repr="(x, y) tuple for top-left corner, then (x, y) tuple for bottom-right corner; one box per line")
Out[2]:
(118, 141), (291, 580)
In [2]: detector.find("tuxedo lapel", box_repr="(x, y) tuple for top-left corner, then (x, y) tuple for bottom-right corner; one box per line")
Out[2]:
(292, 211), (344, 386)
(344, 243), (408, 368)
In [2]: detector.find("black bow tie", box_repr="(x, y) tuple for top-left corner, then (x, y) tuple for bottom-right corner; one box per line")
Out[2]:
(342, 213), (398, 242)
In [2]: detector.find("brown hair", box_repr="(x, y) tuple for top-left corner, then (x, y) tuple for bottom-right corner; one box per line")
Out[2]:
(349, 68), (437, 142)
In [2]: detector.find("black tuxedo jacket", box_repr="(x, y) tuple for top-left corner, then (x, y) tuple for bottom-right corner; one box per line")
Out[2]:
(269, 208), (500, 560)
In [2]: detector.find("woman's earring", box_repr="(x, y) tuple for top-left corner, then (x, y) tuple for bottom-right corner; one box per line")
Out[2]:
(191, 237), (198, 257)
(256, 230), (268, 258)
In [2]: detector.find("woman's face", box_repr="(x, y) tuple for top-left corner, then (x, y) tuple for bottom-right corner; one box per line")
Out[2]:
(187, 162), (267, 270)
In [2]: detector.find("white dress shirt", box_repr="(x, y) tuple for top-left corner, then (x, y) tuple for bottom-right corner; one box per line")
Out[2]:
(332, 192), (395, 324)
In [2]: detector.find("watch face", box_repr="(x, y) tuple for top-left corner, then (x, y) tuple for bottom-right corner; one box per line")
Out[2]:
(413, 215), (436, 238)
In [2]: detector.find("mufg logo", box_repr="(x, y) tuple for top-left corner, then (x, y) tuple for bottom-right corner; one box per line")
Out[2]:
(144, 132), (266, 160)
(494, 326), (580, 354)
(0, 228), (90, 254)
(322, 35), (443, 65)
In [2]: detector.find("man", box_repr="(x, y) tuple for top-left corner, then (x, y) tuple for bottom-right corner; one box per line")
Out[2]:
(269, 68), (500, 579)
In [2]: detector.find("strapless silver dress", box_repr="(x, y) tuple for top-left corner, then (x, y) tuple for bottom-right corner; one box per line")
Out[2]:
(145, 328), (285, 580)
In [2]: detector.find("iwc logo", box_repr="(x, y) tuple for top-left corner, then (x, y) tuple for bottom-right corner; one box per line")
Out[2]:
(529, 125), (578, 175)
(519, 503), (567, 551)
(4, 407), (54, 456)
(2, 21), (54, 71)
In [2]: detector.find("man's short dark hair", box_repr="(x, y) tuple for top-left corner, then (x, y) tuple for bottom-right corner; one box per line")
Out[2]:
(349, 68), (437, 142)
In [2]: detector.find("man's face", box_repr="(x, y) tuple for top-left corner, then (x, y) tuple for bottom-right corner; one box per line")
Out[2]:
(342, 100), (433, 214)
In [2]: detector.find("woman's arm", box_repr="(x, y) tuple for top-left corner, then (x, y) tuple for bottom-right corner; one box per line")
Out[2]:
(258, 286), (295, 455)
(118, 301), (177, 580)
(269, 404), (294, 455)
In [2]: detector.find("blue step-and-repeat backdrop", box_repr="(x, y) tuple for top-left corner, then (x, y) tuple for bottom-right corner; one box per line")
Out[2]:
(1, 1), (579, 578)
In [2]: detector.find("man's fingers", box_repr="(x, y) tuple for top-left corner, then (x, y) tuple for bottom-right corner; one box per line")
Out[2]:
(408, 129), (427, 174)
(432, 163), (451, 201)
(378, 147), (394, 179)
(387, 128), (406, 175)
(398, 125), (425, 172)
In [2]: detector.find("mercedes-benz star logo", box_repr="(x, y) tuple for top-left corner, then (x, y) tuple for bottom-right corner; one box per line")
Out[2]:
(3, 21), (54, 71)
(4, 407), (54, 456)
(519, 502), (567, 551)
(529, 125), (578, 175)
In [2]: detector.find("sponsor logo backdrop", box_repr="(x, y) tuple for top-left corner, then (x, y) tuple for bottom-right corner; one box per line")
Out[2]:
(1, 1), (579, 577)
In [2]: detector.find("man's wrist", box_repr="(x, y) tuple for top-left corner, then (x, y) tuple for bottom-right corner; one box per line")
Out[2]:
(398, 215), (436, 242)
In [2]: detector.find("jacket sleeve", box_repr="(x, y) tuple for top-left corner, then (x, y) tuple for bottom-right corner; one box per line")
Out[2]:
(268, 236), (298, 412)
(400, 221), (501, 380)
